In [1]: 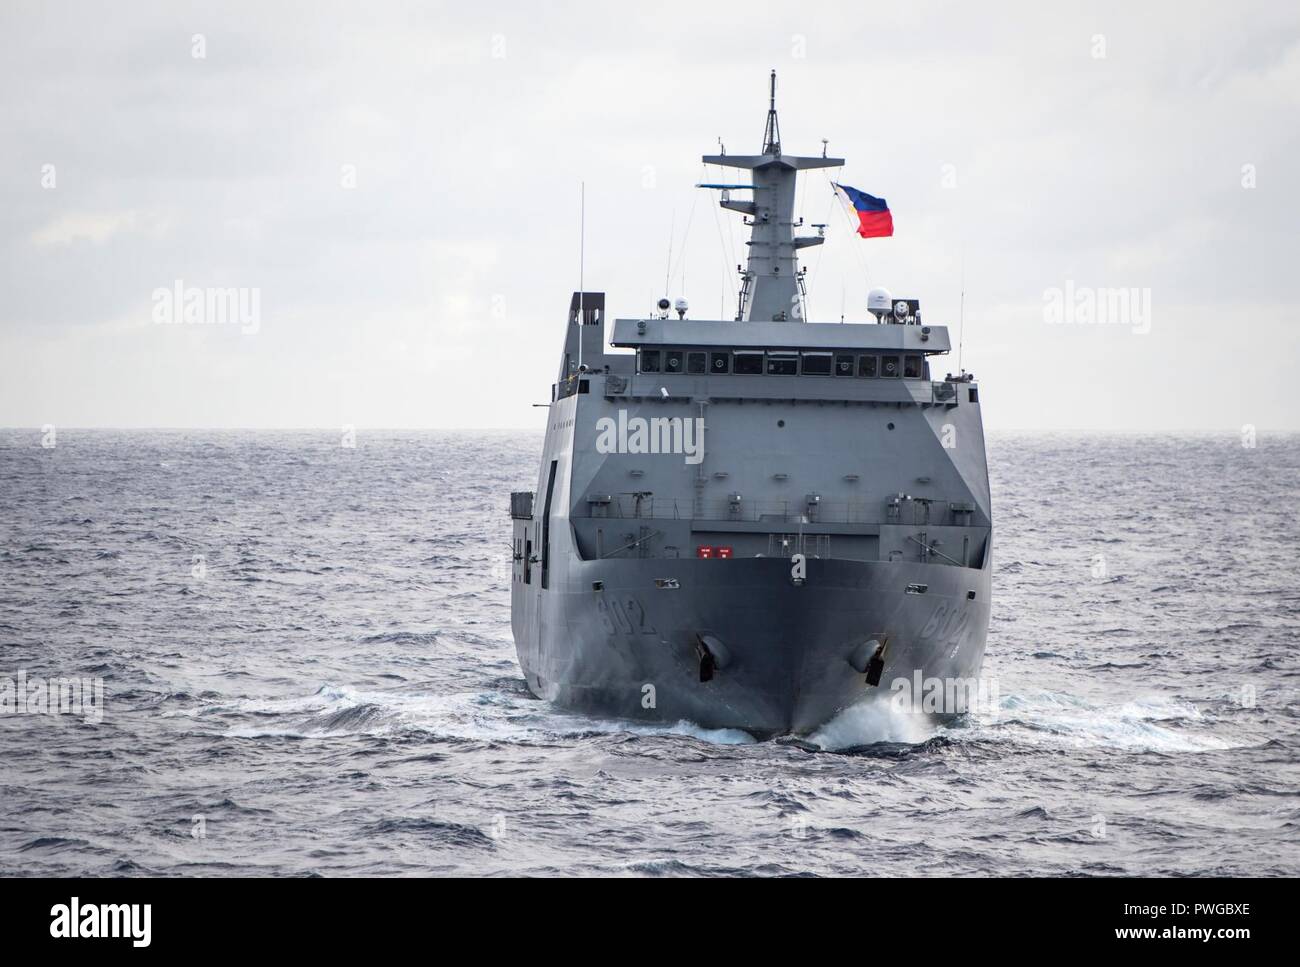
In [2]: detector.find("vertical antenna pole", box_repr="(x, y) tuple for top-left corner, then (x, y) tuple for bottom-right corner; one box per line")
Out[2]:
(957, 254), (966, 374)
(663, 209), (675, 301)
(578, 181), (585, 371)
(762, 69), (781, 155)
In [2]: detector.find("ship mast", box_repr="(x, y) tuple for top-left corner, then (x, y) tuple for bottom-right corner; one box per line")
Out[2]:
(700, 72), (843, 322)
(762, 69), (781, 156)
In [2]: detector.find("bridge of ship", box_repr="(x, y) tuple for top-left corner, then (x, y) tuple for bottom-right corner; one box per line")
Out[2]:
(586, 317), (972, 407)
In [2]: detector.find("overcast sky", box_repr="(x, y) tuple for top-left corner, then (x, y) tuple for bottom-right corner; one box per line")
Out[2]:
(1, 0), (1297, 431)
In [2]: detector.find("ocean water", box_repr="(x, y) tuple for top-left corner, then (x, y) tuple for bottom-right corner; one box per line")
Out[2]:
(1, 429), (1297, 877)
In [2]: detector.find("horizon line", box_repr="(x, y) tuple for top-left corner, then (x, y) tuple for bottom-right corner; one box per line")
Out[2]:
(3, 425), (1297, 436)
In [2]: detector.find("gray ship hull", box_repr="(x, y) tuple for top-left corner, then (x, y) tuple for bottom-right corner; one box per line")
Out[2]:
(514, 556), (990, 737)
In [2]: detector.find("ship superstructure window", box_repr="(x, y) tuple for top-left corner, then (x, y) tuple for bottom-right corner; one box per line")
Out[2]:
(640, 346), (932, 379)
(765, 353), (798, 376)
(801, 352), (832, 376)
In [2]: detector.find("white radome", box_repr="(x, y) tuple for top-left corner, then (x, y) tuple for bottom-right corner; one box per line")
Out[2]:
(867, 287), (892, 312)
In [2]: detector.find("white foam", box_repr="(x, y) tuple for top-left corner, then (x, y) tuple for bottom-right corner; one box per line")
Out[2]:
(201, 682), (758, 745)
(631, 720), (757, 745)
(194, 680), (1233, 754)
(806, 695), (937, 751)
(953, 690), (1234, 753)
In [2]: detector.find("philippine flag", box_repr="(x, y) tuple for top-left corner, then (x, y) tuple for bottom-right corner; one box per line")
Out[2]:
(833, 183), (894, 238)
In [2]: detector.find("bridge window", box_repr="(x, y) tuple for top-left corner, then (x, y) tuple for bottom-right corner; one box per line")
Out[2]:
(710, 351), (730, 373)
(903, 355), (923, 378)
(801, 352), (832, 376)
(880, 354), (901, 378)
(665, 350), (684, 373)
(857, 354), (878, 378)
(687, 351), (707, 374)
(834, 353), (855, 376)
(639, 350), (661, 373)
(734, 351), (763, 374)
(765, 352), (798, 376)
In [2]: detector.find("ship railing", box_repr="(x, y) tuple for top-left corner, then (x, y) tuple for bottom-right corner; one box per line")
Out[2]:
(583, 494), (977, 527)
(602, 376), (961, 406)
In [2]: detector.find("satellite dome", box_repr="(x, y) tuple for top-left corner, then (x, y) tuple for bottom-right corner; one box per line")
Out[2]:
(867, 287), (892, 312)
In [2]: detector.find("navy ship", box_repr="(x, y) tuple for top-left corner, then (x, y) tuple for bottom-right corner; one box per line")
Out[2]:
(509, 74), (991, 736)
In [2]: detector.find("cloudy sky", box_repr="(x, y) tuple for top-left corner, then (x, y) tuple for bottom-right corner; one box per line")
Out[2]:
(1, 0), (1297, 431)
